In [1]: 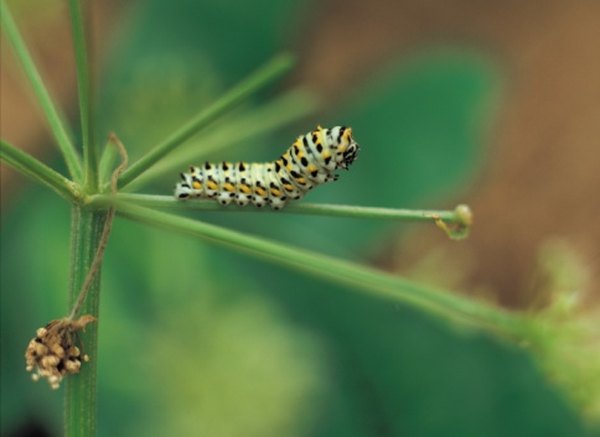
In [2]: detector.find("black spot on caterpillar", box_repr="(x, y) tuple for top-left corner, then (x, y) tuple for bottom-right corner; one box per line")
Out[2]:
(174, 125), (360, 209)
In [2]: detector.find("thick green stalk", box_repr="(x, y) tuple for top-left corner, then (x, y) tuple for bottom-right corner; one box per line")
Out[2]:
(1, 0), (82, 181)
(115, 203), (520, 335)
(68, 0), (97, 190)
(116, 53), (295, 189)
(0, 140), (80, 201)
(65, 207), (107, 437)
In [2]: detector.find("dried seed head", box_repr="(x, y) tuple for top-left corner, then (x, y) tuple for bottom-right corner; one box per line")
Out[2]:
(65, 359), (81, 372)
(49, 344), (65, 358)
(40, 355), (60, 368)
(24, 315), (96, 390)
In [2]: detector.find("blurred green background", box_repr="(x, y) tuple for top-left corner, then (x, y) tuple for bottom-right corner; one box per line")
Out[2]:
(1, 0), (597, 436)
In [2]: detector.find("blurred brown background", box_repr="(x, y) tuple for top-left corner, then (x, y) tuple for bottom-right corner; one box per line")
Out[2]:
(2, 0), (599, 309)
(295, 0), (600, 308)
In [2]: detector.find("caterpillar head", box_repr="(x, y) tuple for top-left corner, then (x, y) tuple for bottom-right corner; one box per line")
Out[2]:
(338, 127), (360, 170)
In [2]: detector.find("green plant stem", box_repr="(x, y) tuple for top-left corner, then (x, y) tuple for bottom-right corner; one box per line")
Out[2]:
(115, 53), (295, 189)
(87, 193), (469, 226)
(98, 138), (117, 187)
(68, 0), (96, 190)
(1, 140), (80, 201)
(124, 88), (319, 190)
(115, 202), (520, 335)
(1, 0), (82, 181)
(65, 207), (107, 437)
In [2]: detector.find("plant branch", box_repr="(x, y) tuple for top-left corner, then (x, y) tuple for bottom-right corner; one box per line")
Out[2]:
(124, 88), (319, 191)
(68, 0), (96, 190)
(115, 53), (295, 189)
(1, 140), (80, 201)
(115, 203), (518, 335)
(87, 193), (471, 233)
(1, 0), (82, 181)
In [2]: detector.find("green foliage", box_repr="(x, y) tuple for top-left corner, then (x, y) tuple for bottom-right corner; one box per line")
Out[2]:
(1, 1), (595, 436)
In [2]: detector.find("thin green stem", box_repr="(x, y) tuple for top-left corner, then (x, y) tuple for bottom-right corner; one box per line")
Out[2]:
(68, 0), (96, 190)
(65, 207), (107, 437)
(115, 53), (295, 189)
(98, 138), (117, 187)
(1, 140), (80, 201)
(124, 88), (319, 191)
(87, 193), (470, 228)
(1, 0), (82, 181)
(115, 203), (519, 335)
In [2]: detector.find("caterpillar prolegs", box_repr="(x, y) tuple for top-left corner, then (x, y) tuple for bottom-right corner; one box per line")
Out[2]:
(174, 125), (359, 209)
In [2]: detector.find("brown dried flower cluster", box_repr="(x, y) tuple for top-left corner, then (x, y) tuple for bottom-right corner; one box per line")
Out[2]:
(25, 315), (95, 389)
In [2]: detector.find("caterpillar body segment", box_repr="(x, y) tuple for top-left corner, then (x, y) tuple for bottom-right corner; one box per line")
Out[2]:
(174, 125), (359, 210)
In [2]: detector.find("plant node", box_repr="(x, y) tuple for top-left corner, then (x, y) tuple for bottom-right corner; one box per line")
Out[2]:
(433, 204), (473, 240)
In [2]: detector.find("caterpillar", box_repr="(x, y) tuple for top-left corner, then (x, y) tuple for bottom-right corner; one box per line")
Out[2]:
(174, 125), (360, 209)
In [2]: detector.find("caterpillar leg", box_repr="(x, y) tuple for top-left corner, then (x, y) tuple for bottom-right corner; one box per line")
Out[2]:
(216, 161), (236, 206)
(201, 162), (220, 199)
(250, 165), (268, 208)
(175, 170), (196, 199)
(234, 162), (252, 206)
(262, 163), (288, 210)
